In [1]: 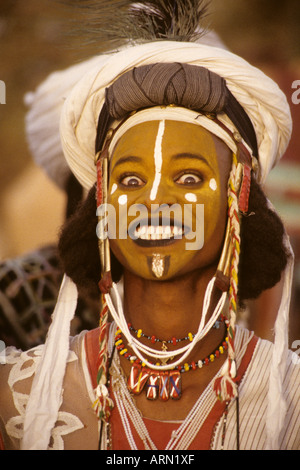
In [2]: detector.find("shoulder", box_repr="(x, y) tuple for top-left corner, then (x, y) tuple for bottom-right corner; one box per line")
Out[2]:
(0, 332), (88, 450)
(0, 345), (44, 449)
(240, 333), (300, 449)
(242, 333), (300, 399)
(216, 329), (300, 450)
(249, 335), (300, 384)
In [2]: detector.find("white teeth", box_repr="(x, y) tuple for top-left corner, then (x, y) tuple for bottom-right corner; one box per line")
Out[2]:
(134, 225), (183, 240)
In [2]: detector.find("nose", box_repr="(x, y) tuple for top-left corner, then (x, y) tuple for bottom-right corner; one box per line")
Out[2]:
(137, 180), (179, 210)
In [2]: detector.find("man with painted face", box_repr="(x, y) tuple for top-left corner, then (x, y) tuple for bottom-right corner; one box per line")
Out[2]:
(107, 118), (231, 281)
(0, 1), (299, 451)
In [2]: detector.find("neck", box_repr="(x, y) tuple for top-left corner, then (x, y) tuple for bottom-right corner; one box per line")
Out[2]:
(122, 265), (222, 343)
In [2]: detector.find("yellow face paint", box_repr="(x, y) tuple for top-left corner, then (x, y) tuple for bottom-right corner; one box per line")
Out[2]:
(107, 120), (232, 280)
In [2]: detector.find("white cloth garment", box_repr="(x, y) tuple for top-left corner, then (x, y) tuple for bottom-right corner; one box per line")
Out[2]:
(24, 55), (105, 189)
(21, 275), (78, 450)
(2, 326), (299, 449)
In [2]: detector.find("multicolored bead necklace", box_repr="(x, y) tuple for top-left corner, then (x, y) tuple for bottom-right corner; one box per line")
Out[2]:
(128, 323), (195, 346)
(115, 315), (229, 401)
(127, 315), (225, 348)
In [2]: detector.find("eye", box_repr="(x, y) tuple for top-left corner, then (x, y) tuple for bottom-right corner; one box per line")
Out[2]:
(175, 173), (202, 185)
(120, 175), (145, 187)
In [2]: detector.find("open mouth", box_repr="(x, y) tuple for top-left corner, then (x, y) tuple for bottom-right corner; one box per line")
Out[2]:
(130, 220), (188, 247)
(135, 224), (183, 239)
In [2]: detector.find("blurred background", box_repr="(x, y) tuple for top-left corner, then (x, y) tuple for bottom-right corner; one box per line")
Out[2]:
(0, 0), (299, 347)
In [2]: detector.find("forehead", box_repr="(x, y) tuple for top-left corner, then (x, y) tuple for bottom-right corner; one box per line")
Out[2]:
(113, 121), (214, 156)
(110, 120), (231, 164)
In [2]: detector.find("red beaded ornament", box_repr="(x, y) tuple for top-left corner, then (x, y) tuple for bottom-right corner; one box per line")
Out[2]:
(115, 325), (229, 401)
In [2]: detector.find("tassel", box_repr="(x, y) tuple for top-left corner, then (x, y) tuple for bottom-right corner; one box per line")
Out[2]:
(213, 360), (238, 401)
(93, 383), (114, 420)
(94, 295), (114, 420)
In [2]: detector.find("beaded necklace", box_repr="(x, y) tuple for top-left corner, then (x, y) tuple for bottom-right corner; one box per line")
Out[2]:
(108, 346), (232, 450)
(128, 314), (226, 348)
(99, 323), (251, 450)
(115, 318), (229, 401)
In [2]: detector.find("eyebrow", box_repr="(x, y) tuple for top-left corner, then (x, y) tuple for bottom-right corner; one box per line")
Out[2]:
(111, 152), (212, 172)
(111, 155), (143, 172)
(172, 153), (212, 168)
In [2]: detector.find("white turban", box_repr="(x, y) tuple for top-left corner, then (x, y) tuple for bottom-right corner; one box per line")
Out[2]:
(59, 40), (292, 190)
(24, 55), (105, 189)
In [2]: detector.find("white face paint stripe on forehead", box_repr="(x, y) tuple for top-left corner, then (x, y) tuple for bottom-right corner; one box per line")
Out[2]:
(150, 120), (165, 201)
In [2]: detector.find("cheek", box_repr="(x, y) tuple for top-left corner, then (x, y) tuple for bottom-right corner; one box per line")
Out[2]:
(202, 186), (227, 236)
(118, 194), (128, 205)
(110, 183), (118, 195)
(185, 193), (197, 203)
(209, 178), (218, 191)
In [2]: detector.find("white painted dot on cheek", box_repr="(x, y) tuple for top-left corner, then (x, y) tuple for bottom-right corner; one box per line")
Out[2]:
(185, 193), (197, 203)
(209, 178), (217, 191)
(118, 194), (128, 205)
(111, 183), (118, 195)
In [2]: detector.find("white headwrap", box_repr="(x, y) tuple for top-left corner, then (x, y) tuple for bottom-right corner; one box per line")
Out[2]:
(24, 56), (104, 189)
(59, 41), (291, 189)
(22, 39), (293, 451)
(107, 106), (250, 157)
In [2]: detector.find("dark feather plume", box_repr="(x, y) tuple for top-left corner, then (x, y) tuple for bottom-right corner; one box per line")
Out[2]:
(61, 0), (210, 51)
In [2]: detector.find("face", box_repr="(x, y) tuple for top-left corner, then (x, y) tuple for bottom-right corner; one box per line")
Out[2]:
(106, 120), (232, 280)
